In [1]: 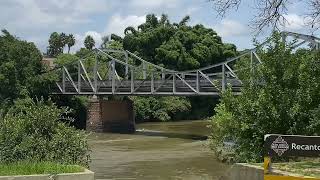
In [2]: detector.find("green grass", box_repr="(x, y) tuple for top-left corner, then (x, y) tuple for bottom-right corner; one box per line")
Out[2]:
(251, 162), (320, 177)
(272, 162), (320, 177)
(0, 162), (84, 176)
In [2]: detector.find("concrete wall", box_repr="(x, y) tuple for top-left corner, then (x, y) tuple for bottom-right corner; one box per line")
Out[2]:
(87, 98), (135, 133)
(0, 169), (94, 180)
(228, 163), (264, 180)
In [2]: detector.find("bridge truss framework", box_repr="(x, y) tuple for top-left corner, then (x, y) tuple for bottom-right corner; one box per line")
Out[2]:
(51, 31), (320, 96)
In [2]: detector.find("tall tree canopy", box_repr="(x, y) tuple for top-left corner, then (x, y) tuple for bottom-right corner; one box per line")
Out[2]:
(47, 32), (63, 57)
(47, 32), (73, 57)
(67, 34), (75, 53)
(84, 35), (95, 50)
(0, 30), (53, 103)
(123, 14), (237, 71)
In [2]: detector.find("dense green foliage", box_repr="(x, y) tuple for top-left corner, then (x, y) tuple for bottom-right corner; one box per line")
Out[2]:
(47, 32), (76, 57)
(123, 14), (237, 71)
(0, 162), (84, 176)
(55, 53), (79, 66)
(0, 30), (90, 167)
(131, 96), (191, 122)
(0, 30), (54, 103)
(47, 32), (63, 57)
(84, 35), (95, 50)
(67, 34), (75, 54)
(209, 32), (320, 162)
(0, 97), (90, 166)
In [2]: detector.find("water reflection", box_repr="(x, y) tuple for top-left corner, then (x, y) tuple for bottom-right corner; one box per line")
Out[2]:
(89, 120), (230, 180)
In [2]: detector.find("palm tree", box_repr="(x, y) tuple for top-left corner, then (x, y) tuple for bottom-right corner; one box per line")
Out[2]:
(59, 32), (68, 53)
(178, 15), (190, 27)
(159, 14), (169, 25)
(84, 35), (95, 50)
(67, 34), (75, 53)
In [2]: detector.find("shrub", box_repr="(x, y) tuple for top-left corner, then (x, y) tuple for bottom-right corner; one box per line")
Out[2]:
(131, 96), (191, 122)
(0, 97), (90, 166)
(209, 32), (320, 162)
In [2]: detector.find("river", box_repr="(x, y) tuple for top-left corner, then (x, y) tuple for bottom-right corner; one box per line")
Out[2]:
(89, 120), (231, 180)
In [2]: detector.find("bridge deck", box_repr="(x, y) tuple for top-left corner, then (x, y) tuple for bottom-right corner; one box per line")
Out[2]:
(52, 78), (242, 96)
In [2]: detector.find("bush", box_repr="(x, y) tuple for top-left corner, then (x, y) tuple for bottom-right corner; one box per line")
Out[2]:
(0, 97), (90, 166)
(131, 96), (191, 122)
(209, 32), (320, 162)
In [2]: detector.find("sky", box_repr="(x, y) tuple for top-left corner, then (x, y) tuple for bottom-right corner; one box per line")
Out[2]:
(0, 0), (314, 53)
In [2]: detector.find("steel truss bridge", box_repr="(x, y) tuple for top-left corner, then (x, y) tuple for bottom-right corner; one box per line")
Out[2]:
(51, 31), (320, 96)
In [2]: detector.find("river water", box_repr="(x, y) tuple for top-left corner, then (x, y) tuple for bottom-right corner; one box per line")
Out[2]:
(89, 120), (231, 180)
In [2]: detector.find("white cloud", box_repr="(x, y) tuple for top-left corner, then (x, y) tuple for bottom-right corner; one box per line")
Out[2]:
(1, 0), (109, 32)
(129, 0), (180, 9)
(186, 7), (200, 15)
(213, 19), (249, 38)
(104, 14), (146, 36)
(72, 31), (103, 52)
(283, 14), (306, 31)
(68, 14), (147, 53)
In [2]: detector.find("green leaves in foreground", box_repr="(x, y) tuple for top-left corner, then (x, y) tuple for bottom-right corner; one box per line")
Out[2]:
(209, 32), (320, 162)
(0, 97), (90, 167)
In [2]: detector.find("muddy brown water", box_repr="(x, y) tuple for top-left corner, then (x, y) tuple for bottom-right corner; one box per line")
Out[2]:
(89, 120), (231, 180)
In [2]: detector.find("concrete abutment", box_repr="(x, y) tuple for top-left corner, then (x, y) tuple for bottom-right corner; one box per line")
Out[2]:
(86, 97), (135, 133)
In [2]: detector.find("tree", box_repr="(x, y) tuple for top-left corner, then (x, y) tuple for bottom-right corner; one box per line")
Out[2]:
(124, 26), (137, 35)
(209, 32), (320, 162)
(130, 96), (191, 122)
(0, 30), (54, 103)
(209, 0), (320, 32)
(178, 15), (190, 27)
(159, 14), (169, 25)
(100, 34), (123, 49)
(122, 14), (236, 71)
(55, 54), (78, 67)
(47, 32), (63, 57)
(67, 34), (75, 53)
(47, 32), (70, 57)
(60, 32), (68, 51)
(84, 35), (95, 50)
(111, 34), (123, 42)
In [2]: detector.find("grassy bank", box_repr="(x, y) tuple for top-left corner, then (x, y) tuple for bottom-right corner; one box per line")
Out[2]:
(0, 162), (84, 176)
(272, 162), (320, 178)
(253, 161), (320, 177)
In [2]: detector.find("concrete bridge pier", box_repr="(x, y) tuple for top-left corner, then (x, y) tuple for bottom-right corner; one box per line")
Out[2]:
(86, 96), (135, 133)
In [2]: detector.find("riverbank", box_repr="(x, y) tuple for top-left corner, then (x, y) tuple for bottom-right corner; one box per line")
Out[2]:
(0, 162), (83, 176)
(89, 120), (231, 179)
